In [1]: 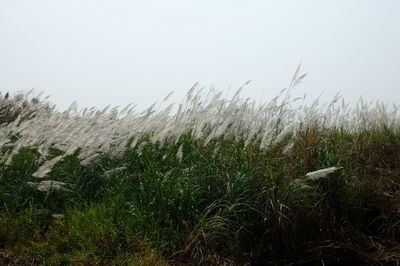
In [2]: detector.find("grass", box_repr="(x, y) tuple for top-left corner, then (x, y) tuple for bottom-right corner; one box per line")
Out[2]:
(0, 83), (400, 265)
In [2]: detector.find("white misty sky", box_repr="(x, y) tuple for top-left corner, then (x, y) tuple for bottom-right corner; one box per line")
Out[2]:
(1, 0), (399, 111)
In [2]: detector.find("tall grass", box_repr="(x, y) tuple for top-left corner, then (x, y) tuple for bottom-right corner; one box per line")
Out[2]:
(1, 74), (400, 264)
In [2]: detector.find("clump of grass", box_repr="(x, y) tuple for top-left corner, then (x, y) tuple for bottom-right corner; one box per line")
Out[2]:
(1, 71), (400, 264)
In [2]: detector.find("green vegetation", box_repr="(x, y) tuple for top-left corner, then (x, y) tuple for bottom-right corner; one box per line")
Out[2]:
(1, 84), (400, 265)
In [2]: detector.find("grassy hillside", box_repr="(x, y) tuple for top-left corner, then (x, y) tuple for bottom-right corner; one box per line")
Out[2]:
(1, 81), (400, 265)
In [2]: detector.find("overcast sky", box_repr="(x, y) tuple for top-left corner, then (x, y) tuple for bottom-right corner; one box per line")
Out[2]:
(1, 0), (399, 111)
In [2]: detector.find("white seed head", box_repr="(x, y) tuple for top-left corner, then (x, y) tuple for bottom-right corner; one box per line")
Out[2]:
(305, 167), (343, 181)
(27, 180), (69, 192)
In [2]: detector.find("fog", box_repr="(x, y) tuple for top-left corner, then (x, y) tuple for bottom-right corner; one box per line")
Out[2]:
(1, 0), (399, 111)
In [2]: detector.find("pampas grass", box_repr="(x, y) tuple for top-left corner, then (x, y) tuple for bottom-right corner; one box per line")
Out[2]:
(1, 69), (400, 265)
(1, 78), (399, 178)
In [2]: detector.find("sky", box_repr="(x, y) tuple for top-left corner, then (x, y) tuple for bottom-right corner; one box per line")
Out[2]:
(1, 0), (399, 111)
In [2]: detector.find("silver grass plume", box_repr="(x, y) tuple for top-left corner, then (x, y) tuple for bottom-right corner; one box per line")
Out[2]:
(32, 155), (65, 178)
(27, 180), (70, 192)
(305, 167), (343, 181)
(176, 144), (183, 163)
